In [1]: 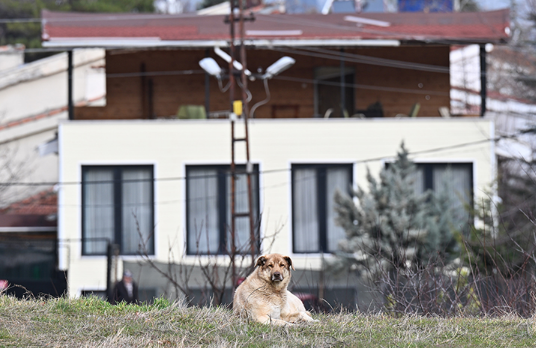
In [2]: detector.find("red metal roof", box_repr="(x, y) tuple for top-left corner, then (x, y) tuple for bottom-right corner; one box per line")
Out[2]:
(0, 189), (57, 228)
(41, 9), (509, 45)
(0, 189), (57, 216)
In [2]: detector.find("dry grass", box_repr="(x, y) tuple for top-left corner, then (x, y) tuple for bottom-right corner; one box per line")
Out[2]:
(1, 295), (536, 347)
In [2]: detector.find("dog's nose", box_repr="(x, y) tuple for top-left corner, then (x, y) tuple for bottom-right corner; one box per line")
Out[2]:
(272, 272), (282, 281)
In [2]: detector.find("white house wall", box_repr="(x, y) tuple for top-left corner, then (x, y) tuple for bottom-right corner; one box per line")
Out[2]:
(59, 118), (494, 297)
(0, 49), (105, 124)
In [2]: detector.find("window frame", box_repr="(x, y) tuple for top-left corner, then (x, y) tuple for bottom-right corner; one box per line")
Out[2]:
(416, 162), (473, 200)
(185, 164), (261, 256)
(291, 163), (353, 254)
(417, 162), (474, 229)
(385, 160), (475, 228)
(384, 161), (474, 200)
(81, 165), (155, 256)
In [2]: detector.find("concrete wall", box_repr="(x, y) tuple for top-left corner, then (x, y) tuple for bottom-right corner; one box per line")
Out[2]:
(58, 117), (495, 297)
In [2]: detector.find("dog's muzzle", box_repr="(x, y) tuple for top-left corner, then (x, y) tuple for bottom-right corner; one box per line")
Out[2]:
(271, 272), (283, 282)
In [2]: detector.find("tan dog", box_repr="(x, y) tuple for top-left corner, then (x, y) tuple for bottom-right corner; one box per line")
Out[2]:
(233, 253), (317, 325)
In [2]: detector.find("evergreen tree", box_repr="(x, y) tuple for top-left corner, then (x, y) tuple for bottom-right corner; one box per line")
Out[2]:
(461, 160), (536, 277)
(199, 0), (227, 10)
(422, 171), (464, 264)
(458, 0), (479, 12)
(330, 143), (458, 277)
(456, 125), (536, 277)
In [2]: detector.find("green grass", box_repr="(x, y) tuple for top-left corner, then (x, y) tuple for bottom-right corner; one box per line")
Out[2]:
(1, 295), (536, 347)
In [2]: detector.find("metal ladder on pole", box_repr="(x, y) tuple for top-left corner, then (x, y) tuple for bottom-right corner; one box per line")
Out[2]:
(227, 1), (257, 290)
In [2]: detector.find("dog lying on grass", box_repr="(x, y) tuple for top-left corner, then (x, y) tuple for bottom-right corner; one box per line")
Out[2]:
(233, 253), (317, 326)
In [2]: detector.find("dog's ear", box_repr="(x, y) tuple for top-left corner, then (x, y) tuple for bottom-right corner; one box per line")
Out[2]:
(283, 256), (295, 270)
(255, 256), (267, 268)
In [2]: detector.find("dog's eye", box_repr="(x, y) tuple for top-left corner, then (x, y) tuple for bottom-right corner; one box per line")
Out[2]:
(268, 264), (273, 268)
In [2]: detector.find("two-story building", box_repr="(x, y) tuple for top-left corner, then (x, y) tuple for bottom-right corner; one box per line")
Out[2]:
(42, 9), (509, 307)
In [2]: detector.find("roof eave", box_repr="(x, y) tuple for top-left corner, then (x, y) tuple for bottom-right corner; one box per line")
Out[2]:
(42, 38), (404, 49)
(401, 37), (510, 45)
(42, 37), (508, 49)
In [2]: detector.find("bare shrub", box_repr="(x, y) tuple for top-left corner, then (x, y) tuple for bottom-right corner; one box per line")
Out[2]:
(350, 209), (536, 318)
(136, 212), (283, 306)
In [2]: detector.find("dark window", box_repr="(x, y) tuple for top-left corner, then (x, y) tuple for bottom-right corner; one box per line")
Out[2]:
(82, 166), (154, 255)
(315, 67), (355, 118)
(292, 164), (353, 253)
(186, 165), (260, 255)
(414, 163), (473, 228)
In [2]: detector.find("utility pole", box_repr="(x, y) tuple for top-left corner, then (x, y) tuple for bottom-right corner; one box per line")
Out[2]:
(238, 0), (257, 273)
(228, 0), (238, 291)
(226, 0), (256, 290)
(480, 44), (487, 117)
(67, 50), (73, 120)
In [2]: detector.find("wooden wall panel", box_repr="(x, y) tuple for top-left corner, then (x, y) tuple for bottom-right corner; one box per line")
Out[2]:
(74, 46), (452, 120)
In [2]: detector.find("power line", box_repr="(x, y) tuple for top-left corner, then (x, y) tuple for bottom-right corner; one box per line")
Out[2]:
(14, 45), (512, 80)
(106, 70), (204, 78)
(1, 171), (317, 209)
(273, 46), (450, 74)
(0, 131), (521, 188)
(0, 60), (524, 101)
(271, 46), (536, 82)
(0, 134), (512, 211)
(1, 53), (524, 101)
(272, 75), (449, 96)
(0, 159), (481, 210)
(2, 37), (527, 87)
(8, 49), (525, 97)
(0, 52), (454, 96)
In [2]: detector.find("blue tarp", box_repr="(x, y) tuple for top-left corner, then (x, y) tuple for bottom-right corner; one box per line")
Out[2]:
(398, 0), (453, 12)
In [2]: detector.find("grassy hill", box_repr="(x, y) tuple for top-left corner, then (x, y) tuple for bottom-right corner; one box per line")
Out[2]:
(1, 295), (536, 347)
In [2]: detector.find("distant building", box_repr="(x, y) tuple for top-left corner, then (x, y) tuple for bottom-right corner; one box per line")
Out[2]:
(0, 47), (105, 298)
(0, 189), (66, 298)
(0, 48), (105, 207)
(450, 44), (536, 160)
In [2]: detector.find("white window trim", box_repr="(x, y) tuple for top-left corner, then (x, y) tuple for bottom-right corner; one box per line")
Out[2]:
(181, 160), (264, 261)
(76, 160), (159, 261)
(383, 157), (477, 227)
(287, 159), (357, 259)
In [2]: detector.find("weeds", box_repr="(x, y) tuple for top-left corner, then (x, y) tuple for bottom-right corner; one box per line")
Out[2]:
(1, 295), (536, 347)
